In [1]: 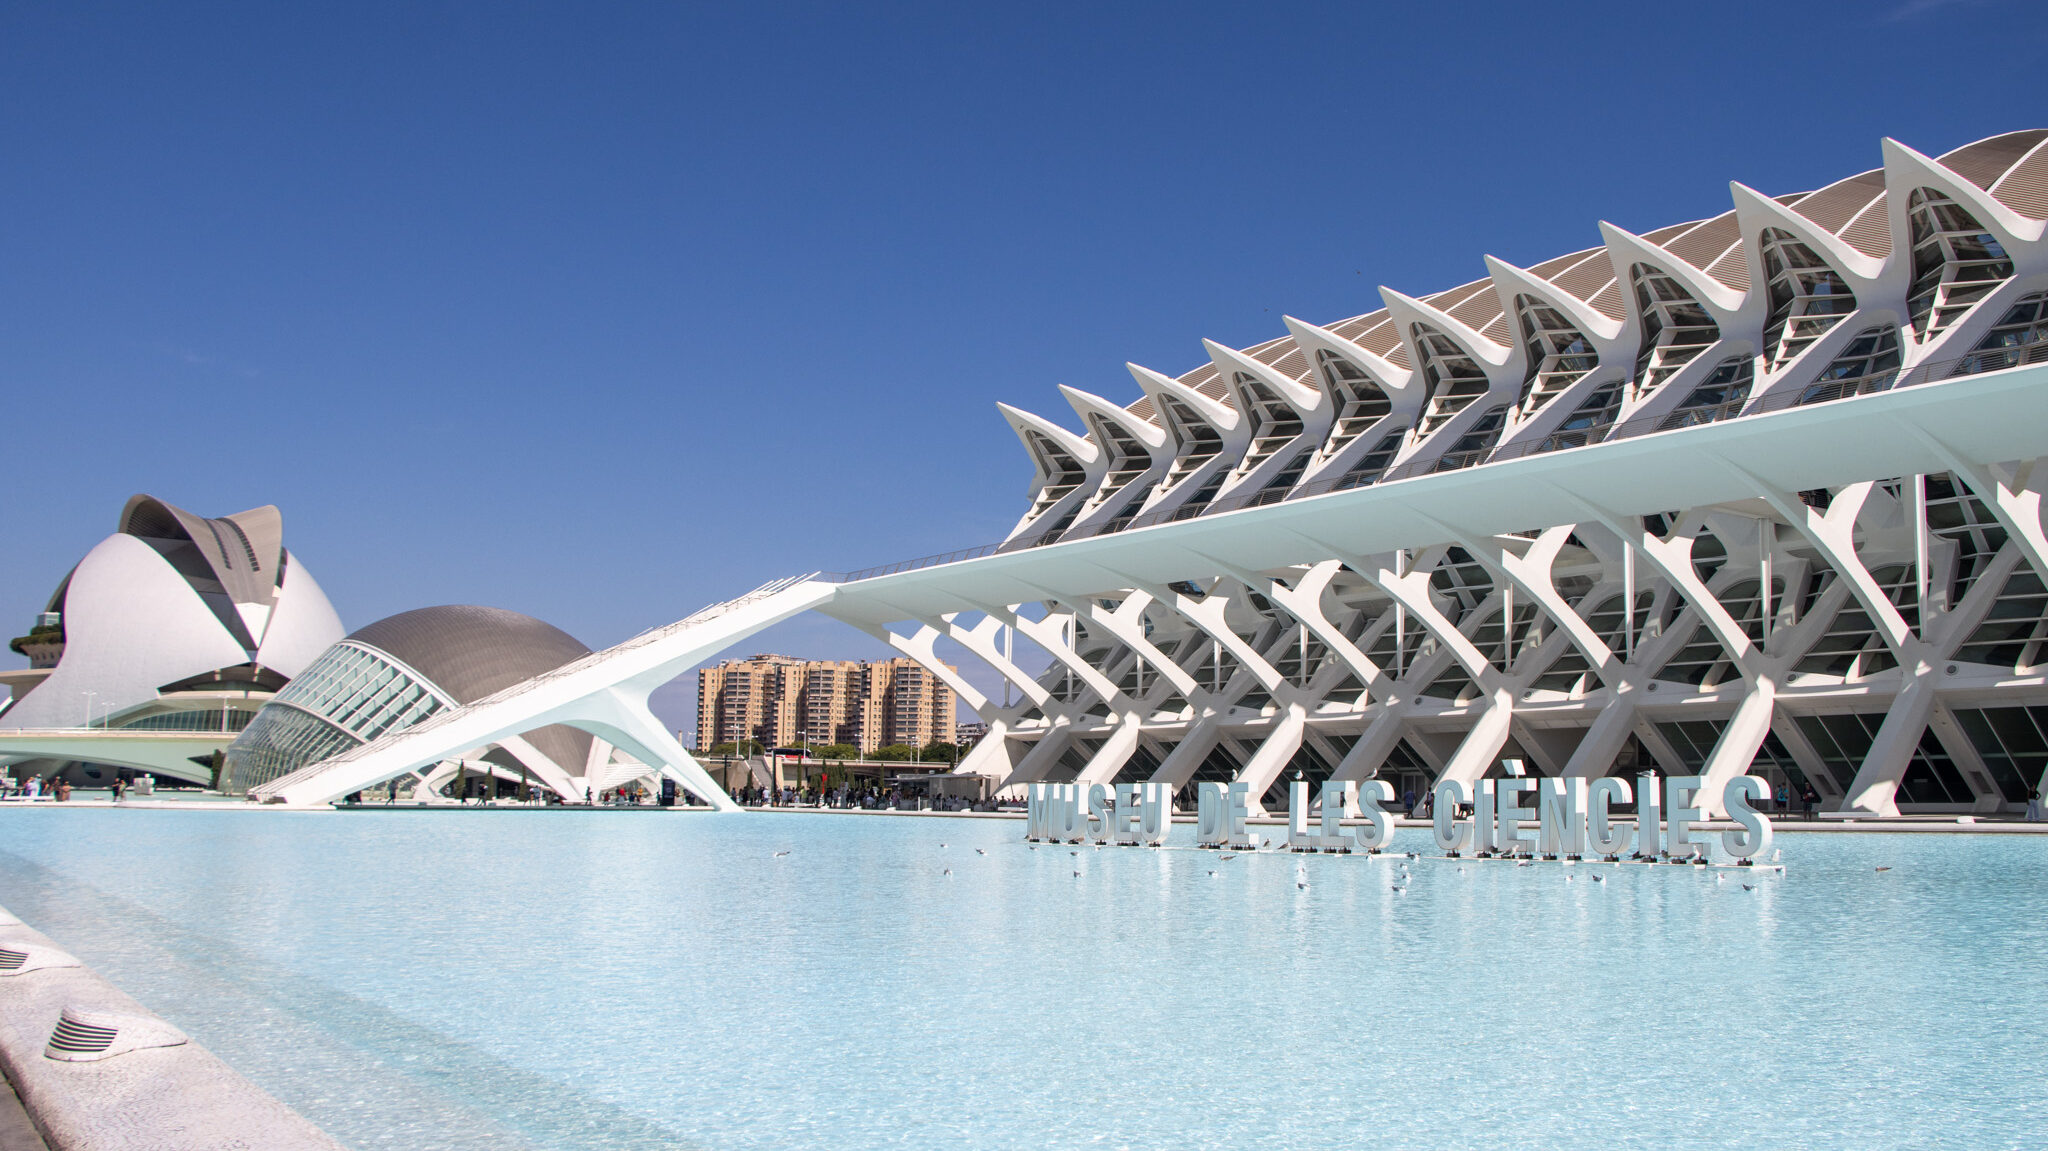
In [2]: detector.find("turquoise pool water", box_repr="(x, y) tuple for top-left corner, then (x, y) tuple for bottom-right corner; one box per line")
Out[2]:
(0, 809), (2041, 1150)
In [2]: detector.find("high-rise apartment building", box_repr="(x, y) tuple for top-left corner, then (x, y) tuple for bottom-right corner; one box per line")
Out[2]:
(697, 654), (956, 752)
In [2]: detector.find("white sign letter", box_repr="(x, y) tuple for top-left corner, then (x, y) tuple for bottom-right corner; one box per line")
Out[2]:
(1537, 776), (1586, 858)
(1665, 775), (1705, 861)
(1356, 780), (1395, 852)
(1496, 777), (1535, 857)
(1721, 775), (1774, 862)
(1433, 778), (1470, 853)
(1586, 776), (1633, 857)
(1636, 773), (1661, 858)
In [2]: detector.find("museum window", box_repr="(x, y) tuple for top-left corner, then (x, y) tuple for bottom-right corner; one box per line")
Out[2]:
(1515, 295), (1598, 417)
(1629, 263), (1721, 397)
(1231, 374), (1305, 477)
(1432, 405), (1507, 472)
(1658, 356), (1754, 429)
(1315, 349), (1393, 459)
(1333, 430), (1405, 490)
(1413, 323), (1492, 434)
(1023, 431), (1088, 519)
(1905, 188), (2011, 343)
(1158, 396), (1225, 489)
(1759, 228), (1856, 370)
(1796, 325), (1900, 405)
(1540, 382), (1623, 451)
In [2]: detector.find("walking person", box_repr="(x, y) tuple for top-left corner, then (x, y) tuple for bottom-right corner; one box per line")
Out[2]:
(1800, 782), (1820, 821)
(2027, 785), (2044, 823)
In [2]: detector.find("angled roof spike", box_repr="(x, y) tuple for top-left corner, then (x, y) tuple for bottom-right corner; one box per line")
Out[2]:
(1058, 384), (1168, 451)
(1126, 362), (1242, 430)
(1483, 254), (1628, 351)
(1882, 137), (2047, 262)
(1729, 180), (1890, 288)
(995, 402), (1101, 468)
(1201, 339), (1326, 416)
(1597, 220), (1751, 322)
(1280, 316), (1420, 408)
(1377, 286), (1514, 366)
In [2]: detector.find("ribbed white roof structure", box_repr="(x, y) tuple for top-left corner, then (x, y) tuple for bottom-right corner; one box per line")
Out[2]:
(1, 495), (343, 735)
(997, 130), (2048, 546)
(259, 131), (2048, 823)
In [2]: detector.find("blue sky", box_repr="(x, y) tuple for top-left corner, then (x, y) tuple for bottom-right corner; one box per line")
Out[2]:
(4, 0), (2044, 731)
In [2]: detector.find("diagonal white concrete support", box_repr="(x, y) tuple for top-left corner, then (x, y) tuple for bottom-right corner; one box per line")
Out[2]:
(1567, 500), (1776, 815)
(252, 576), (837, 807)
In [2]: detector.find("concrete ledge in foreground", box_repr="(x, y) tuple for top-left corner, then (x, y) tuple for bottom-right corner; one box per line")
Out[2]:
(0, 904), (345, 1151)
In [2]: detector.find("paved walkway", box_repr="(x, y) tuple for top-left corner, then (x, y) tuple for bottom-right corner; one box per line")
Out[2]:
(0, 1072), (48, 1151)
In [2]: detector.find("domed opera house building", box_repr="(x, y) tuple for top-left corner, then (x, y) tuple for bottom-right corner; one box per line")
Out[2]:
(243, 129), (2048, 821)
(0, 495), (344, 786)
(224, 606), (641, 802)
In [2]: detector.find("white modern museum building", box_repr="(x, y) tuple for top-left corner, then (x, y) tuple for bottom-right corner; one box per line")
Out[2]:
(0, 495), (345, 784)
(233, 129), (2048, 819)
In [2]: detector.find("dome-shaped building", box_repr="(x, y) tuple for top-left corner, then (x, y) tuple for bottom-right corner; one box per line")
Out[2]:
(1, 495), (344, 784)
(224, 605), (606, 800)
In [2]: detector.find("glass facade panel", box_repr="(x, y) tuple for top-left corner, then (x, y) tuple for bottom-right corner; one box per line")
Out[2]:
(1658, 356), (1753, 429)
(1951, 706), (2048, 801)
(1760, 228), (1856, 370)
(1906, 189), (2012, 342)
(1631, 264), (1720, 397)
(1315, 350), (1393, 460)
(1954, 570), (2048, 669)
(1515, 295), (1598, 416)
(222, 640), (453, 793)
(221, 704), (361, 793)
(1414, 323), (1492, 434)
(1797, 326), (1901, 405)
(1793, 713), (1972, 802)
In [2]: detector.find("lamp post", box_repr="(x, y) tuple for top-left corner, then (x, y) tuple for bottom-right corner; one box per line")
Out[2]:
(82, 690), (97, 729)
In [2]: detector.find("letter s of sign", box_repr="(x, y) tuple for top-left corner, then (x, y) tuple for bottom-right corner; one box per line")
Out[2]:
(1088, 783), (1115, 842)
(1355, 780), (1395, 852)
(1432, 778), (1470, 853)
(1721, 775), (1773, 862)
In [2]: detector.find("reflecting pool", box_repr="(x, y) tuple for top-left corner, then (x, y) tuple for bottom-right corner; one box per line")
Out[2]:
(0, 810), (2042, 1150)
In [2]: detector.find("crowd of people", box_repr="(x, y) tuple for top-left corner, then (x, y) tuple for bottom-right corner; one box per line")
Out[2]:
(729, 783), (998, 812)
(0, 775), (69, 801)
